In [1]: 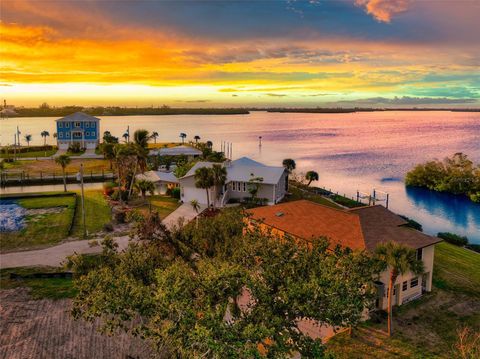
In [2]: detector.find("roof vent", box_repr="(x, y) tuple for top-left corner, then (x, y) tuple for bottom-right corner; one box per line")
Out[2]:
(275, 212), (284, 217)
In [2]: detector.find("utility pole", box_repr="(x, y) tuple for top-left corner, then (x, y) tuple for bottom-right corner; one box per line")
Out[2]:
(77, 163), (87, 238)
(259, 136), (262, 147)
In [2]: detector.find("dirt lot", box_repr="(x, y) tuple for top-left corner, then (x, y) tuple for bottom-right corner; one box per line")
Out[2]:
(0, 288), (156, 359)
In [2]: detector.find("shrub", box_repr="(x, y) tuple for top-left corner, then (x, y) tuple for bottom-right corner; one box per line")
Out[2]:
(437, 232), (468, 246)
(171, 187), (181, 199)
(103, 182), (116, 196)
(68, 142), (83, 153)
(103, 222), (114, 232)
(399, 215), (423, 232)
(465, 244), (480, 253)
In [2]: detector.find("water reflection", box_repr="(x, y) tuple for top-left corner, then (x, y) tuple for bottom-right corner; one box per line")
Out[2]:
(406, 186), (480, 237)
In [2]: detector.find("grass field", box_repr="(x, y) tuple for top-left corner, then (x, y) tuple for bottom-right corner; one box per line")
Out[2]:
(71, 190), (111, 237)
(326, 242), (480, 358)
(3, 158), (112, 175)
(1, 194), (76, 252)
(135, 195), (180, 219)
(0, 267), (76, 299)
(283, 185), (342, 209)
(0, 149), (57, 158)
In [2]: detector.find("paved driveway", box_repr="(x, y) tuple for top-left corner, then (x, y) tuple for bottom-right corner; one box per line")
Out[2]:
(0, 203), (205, 269)
(162, 202), (206, 228)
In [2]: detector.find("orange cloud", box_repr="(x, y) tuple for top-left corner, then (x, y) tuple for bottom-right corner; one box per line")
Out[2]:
(355, 0), (410, 23)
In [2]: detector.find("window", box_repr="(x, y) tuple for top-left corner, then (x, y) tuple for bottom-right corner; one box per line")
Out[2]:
(58, 122), (63, 128)
(410, 277), (419, 288)
(402, 281), (408, 291)
(65, 122), (70, 128)
(243, 182), (246, 192)
(86, 131), (90, 136)
(74, 121), (81, 127)
(85, 122), (90, 128)
(66, 133), (70, 138)
(416, 248), (423, 261)
(58, 132), (63, 138)
(91, 122), (95, 127)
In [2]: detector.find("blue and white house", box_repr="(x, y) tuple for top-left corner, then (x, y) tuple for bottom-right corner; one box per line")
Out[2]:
(55, 112), (100, 150)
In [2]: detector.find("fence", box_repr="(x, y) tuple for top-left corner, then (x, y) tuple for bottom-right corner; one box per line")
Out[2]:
(0, 170), (115, 187)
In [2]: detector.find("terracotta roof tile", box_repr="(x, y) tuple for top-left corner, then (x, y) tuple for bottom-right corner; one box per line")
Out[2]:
(246, 200), (441, 251)
(246, 200), (366, 250)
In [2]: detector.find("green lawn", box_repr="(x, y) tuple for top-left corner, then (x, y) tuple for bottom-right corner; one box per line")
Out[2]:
(139, 195), (181, 219)
(1, 194), (76, 252)
(326, 242), (480, 358)
(0, 149), (57, 158)
(283, 185), (342, 209)
(0, 267), (76, 300)
(71, 190), (111, 238)
(433, 241), (480, 297)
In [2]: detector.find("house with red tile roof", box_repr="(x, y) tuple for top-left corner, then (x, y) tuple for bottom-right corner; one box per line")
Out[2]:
(246, 200), (442, 311)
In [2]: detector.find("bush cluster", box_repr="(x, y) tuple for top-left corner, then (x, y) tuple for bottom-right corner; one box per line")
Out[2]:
(405, 153), (480, 203)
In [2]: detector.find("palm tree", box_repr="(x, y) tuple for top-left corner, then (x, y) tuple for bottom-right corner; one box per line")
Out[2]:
(194, 166), (214, 209)
(206, 140), (213, 149)
(134, 179), (155, 200)
(179, 132), (187, 144)
(151, 131), (159, 144)
(282, 158), (296, 173)
(99, 142), (115, 169)
(55, 154), (71, 192)
(24, 134), (32, 147)
(375, 242), (424, 337)
(211, 163), (227, 208)
(190, 199), (201, 228)
(41, 130), (50, 146)
(194, 135), (201, 144)
(305, 171), (319, 186)
(134, 129), (150, 149)
(132, 129), (150, 175)
(122, 131), (130, 143)
(53, 132), (57, 139)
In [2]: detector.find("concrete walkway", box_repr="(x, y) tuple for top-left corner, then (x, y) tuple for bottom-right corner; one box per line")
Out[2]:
(0, 202), (205, 269)
(162, 202), (206, 228)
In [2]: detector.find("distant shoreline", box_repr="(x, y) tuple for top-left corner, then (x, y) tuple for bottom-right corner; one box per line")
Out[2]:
(3, 107), (479, 118)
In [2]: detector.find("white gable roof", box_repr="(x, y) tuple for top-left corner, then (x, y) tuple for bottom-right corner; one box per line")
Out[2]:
(227, 160), (285, 185)
(136, 171), (179, 183)
(230, 157), (266, 167)
(151, 145), (202, 156)
(56, 112), (100, 122)
(182, 162), (216, 178)
(180, 157), (285, 185)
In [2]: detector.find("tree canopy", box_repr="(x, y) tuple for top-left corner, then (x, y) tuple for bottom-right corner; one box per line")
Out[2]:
(405, 153), (480, 202)
(71, 209), (380, 358)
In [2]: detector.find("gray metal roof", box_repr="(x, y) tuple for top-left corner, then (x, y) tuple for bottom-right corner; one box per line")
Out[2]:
(136, 170), (179, 183)
(150, 145), (202, 156)
(181, 157), (285, 185)
(56, 112), (100, 122)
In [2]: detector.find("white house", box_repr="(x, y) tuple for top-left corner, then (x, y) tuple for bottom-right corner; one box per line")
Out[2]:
(178, 157), (288, 207)
(136, 170), (179, 194)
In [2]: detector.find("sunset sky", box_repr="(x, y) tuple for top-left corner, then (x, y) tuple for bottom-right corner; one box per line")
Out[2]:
(1, 0), (479, 107)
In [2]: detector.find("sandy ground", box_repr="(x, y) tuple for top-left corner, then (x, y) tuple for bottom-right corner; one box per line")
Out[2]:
(0, 288), (156, 359)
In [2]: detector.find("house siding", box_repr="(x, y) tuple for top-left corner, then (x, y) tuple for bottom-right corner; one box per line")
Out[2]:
(56, 118), (99, 149)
